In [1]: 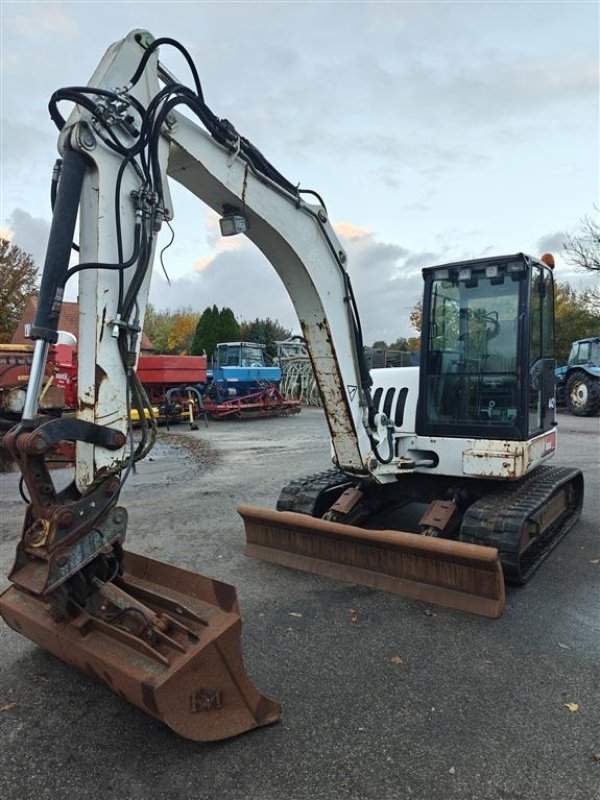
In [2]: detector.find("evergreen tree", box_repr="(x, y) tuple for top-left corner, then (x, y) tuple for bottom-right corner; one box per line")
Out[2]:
(190, 305), (240, 359)
(217, 307), (241, 344)
(239, 317), (292, 360)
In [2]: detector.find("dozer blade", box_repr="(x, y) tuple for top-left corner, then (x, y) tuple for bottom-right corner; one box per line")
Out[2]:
(240, 506), (505, 618)
(0, 551), (281, 741)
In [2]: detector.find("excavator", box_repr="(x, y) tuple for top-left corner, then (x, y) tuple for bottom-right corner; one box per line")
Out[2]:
(0, 31), (583, 743)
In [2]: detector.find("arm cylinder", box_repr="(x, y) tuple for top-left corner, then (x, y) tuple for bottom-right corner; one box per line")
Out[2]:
(30, 148), (88, 343)
(23, 147), (88, 422)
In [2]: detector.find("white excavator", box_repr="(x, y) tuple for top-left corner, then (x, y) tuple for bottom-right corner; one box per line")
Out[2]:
(0, 31), (583, 742)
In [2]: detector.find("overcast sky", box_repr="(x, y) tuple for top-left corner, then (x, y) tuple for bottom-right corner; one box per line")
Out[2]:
(1, 1), (598, 344)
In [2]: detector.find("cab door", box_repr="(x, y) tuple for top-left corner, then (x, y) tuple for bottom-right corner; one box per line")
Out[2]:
(528, 264), (555, 436)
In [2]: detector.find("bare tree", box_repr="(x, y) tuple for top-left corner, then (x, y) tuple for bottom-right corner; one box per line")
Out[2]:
(563, 213), (600, 273)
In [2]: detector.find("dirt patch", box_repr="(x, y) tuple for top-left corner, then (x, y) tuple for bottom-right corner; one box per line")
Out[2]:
(156, 430), (220, 468)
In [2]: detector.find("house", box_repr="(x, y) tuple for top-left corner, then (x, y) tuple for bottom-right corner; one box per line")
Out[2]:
(11, 298), (155, 353)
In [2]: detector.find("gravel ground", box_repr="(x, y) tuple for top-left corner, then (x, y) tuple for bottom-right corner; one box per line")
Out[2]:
(0, 407), (598, 800)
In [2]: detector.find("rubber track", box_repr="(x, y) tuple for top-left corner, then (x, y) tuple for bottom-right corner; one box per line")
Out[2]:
(276, 469), (352, 516)
(459, 465), (584, 584)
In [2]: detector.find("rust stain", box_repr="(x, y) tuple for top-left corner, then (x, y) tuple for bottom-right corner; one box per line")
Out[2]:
(299, 317), (357, 446)
(241, 163), (249, 205)
(99, 306), (107, 343)
(94, 366), (108, 404)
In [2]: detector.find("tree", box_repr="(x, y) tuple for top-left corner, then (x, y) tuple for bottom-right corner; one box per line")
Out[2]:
(166, 312), (199, 353)
(388, 337), (409, 352)
(0, 238), (39, 343)
(239, 317), (292, 360)
(143, 305), (200, 354)
(218, 307), (242, 345)
(190, 305), (241, 359)
(563, 214), (600, 273)
(190, 305), (218, 358)
(409, 299), (423, 334)
(554, 282), (600, 363)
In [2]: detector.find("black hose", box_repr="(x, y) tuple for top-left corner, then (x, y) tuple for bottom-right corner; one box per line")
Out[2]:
(129, 35), (204, 100)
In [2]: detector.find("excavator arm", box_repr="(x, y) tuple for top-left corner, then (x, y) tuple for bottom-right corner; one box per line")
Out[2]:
(37, 30), (385, 488)
(0, 29), (400, 744)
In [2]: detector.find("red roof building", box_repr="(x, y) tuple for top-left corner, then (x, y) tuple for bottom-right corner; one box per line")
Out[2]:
(12, 298), (154, 353)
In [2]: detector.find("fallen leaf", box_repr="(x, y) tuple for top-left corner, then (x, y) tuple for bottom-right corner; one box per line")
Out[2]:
(449, 766), (456, 775)
(350, 609), (359, 623)
(289, 612), (302, 618)
(424, 610), (438, 618)
(593, 753), (600, 763)
(0, 702), (17, 713)
(390, 655), (403, 665)
(564, 702), (579, 713)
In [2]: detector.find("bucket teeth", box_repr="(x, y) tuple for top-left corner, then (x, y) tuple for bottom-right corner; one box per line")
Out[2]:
(0, 551), (281, 741)
(240, 505), (505, 619)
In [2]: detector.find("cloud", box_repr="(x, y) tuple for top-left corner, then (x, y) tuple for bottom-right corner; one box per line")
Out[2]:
(536, 231), (567, 255)
(343, 232), (431, 341)
(5, 209), (50, 268)
(9, 3), (78, 39)
(334, 221), (372, 241)
(150, 223), (432, 345)
(150, 246), (299, 331)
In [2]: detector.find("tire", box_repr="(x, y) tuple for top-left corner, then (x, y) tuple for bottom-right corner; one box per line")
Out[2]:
(566, 371), (600, 416)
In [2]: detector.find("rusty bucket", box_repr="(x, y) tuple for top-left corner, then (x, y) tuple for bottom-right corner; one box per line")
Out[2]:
(0, 551), (281, 741)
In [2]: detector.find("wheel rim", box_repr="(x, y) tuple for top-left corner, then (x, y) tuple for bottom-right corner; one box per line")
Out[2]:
(570, 380), (589, 408)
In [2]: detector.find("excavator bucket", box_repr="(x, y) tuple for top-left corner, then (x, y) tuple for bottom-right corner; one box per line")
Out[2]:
(0, 551), (281, 741)
(240, 506), (505, 618)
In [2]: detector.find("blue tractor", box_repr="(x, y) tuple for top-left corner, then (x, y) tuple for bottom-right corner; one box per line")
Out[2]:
(207, 342), (282, 403)
(555, 336), (600, 416)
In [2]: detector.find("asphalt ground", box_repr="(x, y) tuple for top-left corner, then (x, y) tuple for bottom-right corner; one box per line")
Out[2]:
(0, 408), (598, 800)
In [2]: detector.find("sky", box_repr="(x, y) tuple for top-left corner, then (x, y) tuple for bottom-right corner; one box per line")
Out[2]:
(1, 1), (598, 345)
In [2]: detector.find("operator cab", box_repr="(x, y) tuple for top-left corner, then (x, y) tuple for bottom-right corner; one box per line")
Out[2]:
(215, 342), (268, 369)
(417, 253), (555, 441)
